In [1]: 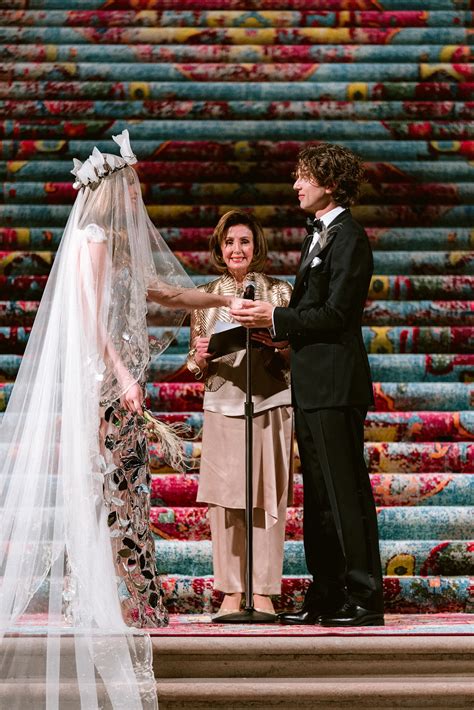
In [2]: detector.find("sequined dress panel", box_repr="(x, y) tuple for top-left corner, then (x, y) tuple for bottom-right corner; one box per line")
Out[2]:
(101, 397), (168, 628)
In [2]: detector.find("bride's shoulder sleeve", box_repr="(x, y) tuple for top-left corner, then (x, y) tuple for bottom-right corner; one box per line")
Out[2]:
(83, 223), (107, 243)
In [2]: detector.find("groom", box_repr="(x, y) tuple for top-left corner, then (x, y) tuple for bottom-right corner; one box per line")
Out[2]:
(232, 143), (384, 626)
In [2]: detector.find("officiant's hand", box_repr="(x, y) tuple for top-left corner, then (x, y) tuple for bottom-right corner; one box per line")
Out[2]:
(231, 300), (274, 328)
(193, 336), (214, 370)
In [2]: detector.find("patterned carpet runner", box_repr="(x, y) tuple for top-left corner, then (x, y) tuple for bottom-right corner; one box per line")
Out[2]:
(0, 0), (472, 614)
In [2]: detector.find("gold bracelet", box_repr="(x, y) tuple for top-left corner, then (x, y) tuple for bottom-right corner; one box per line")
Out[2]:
(187, 349), (204, 379)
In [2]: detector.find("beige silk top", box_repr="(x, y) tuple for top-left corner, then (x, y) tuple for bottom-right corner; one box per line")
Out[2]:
(186, 272), (292, 416)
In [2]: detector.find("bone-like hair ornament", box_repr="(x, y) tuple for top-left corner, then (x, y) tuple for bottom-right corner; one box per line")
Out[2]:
(71, 129), (138, 190)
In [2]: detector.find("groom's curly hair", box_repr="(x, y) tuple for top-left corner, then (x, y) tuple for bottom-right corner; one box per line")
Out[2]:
(294, 143), (365, 207)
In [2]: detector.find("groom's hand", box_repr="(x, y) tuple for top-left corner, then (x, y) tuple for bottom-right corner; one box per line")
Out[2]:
(231, 300), (274, 328)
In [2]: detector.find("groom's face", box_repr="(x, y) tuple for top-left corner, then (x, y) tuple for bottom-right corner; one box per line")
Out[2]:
(293, 172), (333, 214)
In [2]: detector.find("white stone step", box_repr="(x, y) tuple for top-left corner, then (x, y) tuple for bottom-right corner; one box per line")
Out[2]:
(153, 636), (474, 680)
(157, 675), (474, 709)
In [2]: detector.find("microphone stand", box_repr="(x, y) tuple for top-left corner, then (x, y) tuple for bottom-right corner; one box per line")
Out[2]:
(217, 283), (276, 624)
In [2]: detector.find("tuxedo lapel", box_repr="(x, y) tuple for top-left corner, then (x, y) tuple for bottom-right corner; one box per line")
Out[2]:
(292, 210), (350, 298)
(299, 233), (313, 264)
(292, 234), (313, 296)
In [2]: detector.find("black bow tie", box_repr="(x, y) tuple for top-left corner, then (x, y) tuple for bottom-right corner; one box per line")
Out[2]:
(306, 217), (325, 235)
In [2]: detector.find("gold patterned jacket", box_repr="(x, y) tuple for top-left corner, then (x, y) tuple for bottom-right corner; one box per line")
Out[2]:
(186, 272), (292, 392)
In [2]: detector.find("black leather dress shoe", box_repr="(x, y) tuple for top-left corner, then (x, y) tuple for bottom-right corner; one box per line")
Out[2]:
(319, 602), (384, 627)
(278, 608), (323, 625)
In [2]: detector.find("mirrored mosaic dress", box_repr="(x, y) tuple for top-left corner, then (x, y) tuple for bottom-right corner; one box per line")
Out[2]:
(101, 395), (168, 628)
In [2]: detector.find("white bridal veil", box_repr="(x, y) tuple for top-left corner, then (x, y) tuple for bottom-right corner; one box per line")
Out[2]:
(0, 131), (193, 707)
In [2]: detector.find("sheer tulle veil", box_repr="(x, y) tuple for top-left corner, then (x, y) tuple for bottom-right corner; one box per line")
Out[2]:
(0, 131), (193, 707)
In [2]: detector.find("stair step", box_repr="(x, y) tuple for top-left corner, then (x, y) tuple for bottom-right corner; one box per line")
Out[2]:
(364, 411), (474, 442)
(1, 325), (473, 356)
(147, 440), (474, 473)
(3, 41), (472, 65)
(150, 506), (474, 540)
(6, 409), (473, 442)
(4, 14), (472, 34)
(0, 681), (155, 708)
(0, 309), (471, 355)
(159, 352), (472, 383)
(151, 473), (474, 508)
(4, 380), (474, 414)
(1, 227), (472, 252)
(161, 575), (473, 614)
(4, 178), (474, 216)
(2, 97), (473, 128)
(0, 269), (472, 302)
(2, 199), (474, 227)
(1, 161), (473, 187)
(2, 352), (473, 382)
(3, 77), (474, 103)
(142, 353), (474, 384)
(15, 576), (473, 615)
(1, 261), (473, 300)
(363, 442), (474, 473)
(1, 137), (471, 162)
(0, 471), (470, 509)
(1, 422), (471, 470)
(2, 633), (473, 709)
(363, 301), (474, 326)
(153, 411), (474, 442)
(152, 632), (474, 679)
(156, 676), (474, 709)
(147, 411), (474, 443)
(154, 540), (474, 577)
(147, 383), (474, 413)
(5, 9), (473, 29)
(131, 323), (474, 355)
(3, 75), (474, 101)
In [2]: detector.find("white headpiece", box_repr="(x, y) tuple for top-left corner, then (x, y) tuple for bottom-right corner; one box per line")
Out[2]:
(71, 129), (138, 190)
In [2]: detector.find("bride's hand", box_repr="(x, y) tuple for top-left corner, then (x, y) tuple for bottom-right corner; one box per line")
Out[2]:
(120, 382), (144, 416)
(229, 297), (245, 310)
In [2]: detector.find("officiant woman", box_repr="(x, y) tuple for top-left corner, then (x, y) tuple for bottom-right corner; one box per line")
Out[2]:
(186, 209), (293, 618)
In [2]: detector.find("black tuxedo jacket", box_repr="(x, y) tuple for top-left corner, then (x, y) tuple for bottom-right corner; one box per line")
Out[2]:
(273, 209), (374, 409)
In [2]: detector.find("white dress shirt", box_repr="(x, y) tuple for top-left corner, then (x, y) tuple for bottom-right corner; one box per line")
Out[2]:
(309, 205), (346, 254)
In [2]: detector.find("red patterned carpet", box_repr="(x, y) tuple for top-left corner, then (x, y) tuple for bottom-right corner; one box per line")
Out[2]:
(14, 613), (474, 637)
(150, 613), (474, 637)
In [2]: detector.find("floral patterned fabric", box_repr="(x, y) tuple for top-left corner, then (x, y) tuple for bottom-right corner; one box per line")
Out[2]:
(100, 395), (168, 628)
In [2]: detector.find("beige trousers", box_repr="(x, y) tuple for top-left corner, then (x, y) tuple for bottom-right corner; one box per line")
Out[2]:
(208, 499), (287, 596)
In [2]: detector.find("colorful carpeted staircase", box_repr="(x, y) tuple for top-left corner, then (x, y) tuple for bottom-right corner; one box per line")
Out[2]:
(0, 0), (473, 622)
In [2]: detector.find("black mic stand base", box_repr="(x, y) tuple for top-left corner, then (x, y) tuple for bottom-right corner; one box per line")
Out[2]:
(213, 607), (276, 624)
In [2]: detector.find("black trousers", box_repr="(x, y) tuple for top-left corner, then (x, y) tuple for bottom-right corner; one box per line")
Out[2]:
(295, 406), (384, 613)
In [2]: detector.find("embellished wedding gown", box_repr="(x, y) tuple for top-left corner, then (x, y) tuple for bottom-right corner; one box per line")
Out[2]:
(0, 132), (193, 708)
(101, 398), (168, 627)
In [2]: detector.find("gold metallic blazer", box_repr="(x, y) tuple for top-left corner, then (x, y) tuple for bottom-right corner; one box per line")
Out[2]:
(186, 271), (293, 392)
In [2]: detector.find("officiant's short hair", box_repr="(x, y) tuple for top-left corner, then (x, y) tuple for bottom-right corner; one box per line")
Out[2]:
(210, 209), (268, 273)
(295, 143), (364, 207)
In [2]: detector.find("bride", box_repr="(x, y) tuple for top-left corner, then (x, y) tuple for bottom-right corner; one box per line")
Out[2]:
(0, 131), (240, 708)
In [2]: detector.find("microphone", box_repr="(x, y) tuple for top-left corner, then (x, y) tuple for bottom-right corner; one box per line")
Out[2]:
(243, 279), (256, 301)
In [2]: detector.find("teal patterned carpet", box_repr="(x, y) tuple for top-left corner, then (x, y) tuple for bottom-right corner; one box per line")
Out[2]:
(0, 0), (472, 616)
